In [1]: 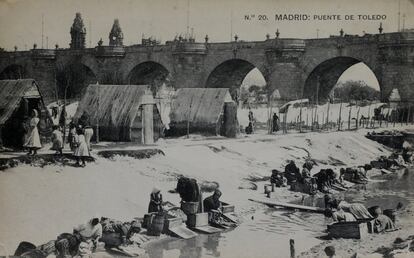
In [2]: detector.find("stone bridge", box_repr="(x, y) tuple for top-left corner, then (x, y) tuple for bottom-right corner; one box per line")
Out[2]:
(1, 31), (414, 104)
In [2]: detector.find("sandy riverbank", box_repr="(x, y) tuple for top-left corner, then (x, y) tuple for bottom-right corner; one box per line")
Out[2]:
(0, 128), (412, 257)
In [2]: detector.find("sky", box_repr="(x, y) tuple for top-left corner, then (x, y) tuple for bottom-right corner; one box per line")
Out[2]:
(0, 0), (413, 89)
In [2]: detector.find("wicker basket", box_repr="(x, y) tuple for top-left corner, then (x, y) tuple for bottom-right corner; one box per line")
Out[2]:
(181, 201), (199, 215)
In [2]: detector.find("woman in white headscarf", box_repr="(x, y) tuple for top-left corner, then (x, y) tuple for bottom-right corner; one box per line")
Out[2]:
(23, 109), (42, 155)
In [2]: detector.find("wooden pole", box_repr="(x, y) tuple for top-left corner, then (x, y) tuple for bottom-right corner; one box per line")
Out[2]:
(96, 83), (100, 143)
(407, 105), (411, 125)
(299, 100), (303, 133)
(284, 108), (288, 134)
(338, 101), (342, 131)
(306, 109), (309, 131)
(366, 101), (371, 128)
(322, 111), (325, 130)
(311, 106), (314, 131)
(290, 239), (295, 258)
(326, 101), (330, 130)
(393, 108), (397, 127)
(316, 76), (319, 106)
(348, 104), (352, 130)
(386, 107), (390, 127)
(316, 114), (319, 129)
(356, 106), (360, 130)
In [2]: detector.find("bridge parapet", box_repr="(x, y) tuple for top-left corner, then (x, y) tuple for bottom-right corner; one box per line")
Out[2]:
(94, 45), (125, 57)
(265, 38), (306, 52)
(0, 50), (31, 58)
(31, 49), (56, 59)
(171, 42), (207, 54)
(378, 32), (414, 48)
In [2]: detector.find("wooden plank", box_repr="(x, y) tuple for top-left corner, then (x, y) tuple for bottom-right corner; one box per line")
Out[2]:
(381, 168), (392, 174)
(248, 198), (325, 213)
(168, 225), (198, 239)
(221, 213), (238, 224)
(192, 225), (223, 234)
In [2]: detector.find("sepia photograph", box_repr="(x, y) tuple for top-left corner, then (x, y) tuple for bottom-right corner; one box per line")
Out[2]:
(0, 0), (414, 257)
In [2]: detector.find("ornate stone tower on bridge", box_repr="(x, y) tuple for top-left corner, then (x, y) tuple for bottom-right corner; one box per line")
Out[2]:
(70, 13), (86, 49)
(109, 19), (124, 46)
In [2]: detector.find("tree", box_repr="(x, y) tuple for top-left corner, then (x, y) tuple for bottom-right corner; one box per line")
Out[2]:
(332, 80), (380, 102)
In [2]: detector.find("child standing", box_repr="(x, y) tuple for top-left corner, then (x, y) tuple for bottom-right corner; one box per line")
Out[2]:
(51, 125), (63, 155)
(74, 127), (90, 167)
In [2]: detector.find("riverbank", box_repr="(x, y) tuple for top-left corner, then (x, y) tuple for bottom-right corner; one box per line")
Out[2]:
(0, 127), (412, 257)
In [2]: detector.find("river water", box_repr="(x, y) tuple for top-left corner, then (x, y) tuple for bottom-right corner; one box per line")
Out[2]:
(145, 168), (414, 258)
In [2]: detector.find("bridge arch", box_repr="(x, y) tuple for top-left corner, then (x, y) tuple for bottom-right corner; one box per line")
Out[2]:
(205, 58), (267, 101)
(0, 64), (27, 79)
(55, 62), (97, 100)
(127, 61), (172, 94)
(303, 56), (381, 103)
